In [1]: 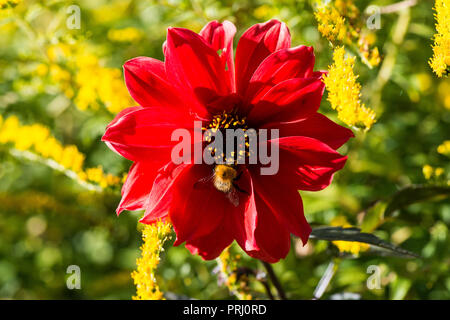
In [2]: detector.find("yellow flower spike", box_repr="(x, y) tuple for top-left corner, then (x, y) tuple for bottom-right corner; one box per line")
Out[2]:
(437, 80), (450, 109)
(132, 221), (172, 300)
(314, 0), (381, 68)
(77, 171), (88, 181)
(315, 4), (347, 43)
(46, 42), (134, 114)
(60, 146), (78, 170)
(71, 153), (86, 173)
(323, 46), (376, 130)
(217, 246), (253, 300)
(49, 143), (63, 163)
(429, 0), (450, 77)
(47, 44), (73, 63)
(0, 0), (21, 9)
(86, 166), (103, 183)
(35, 63), (48, 77)
(0, 115), (20, 143)
(0, 116), (120, 190)
(14, 127), (33, 151)
(49, 65), (71, 83)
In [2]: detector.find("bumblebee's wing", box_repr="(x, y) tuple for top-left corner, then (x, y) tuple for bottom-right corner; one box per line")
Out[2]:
(193, 174), (214, 189)
(226, 189), (240, 207)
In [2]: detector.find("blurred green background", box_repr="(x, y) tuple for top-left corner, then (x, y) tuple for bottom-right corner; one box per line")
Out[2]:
(0, 0), (449, 299)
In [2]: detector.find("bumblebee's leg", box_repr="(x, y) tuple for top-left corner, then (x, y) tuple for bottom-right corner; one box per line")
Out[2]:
(234, 171), (243, 181)
(232, 182), (250, 195)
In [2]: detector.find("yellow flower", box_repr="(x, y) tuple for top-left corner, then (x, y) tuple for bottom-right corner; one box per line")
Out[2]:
(360, 45), (381, 67)
(429, 0), (450, 77)
(253, 4), (279, 20)
(35, 63), (49, 77)
(47, 43), (73, 63)
(435, 167), (444, 177)
(414, 73), (432, 93)
(107, 27), (143, 42)
(0, 115), (20, 144)
(423, 164), (447, 182)
(217, 246), (252, 300)
(315, 4), (347, 42)
(46, 43), (134, 114)
(132, 221), (172, 300)
(437, 80), (450, 109)
(437, 140), (450, 156)
(323, 46), (376, 130)
(0, 116), (120, 189)
(0, 0), (20, 9)
(423, 164), (434, 180)
(335, 0), (359, 21)
(314, 0), (380, 68)
(85, 167), (102, 183)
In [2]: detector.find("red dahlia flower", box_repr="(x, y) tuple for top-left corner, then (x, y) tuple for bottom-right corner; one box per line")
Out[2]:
(102, 20), (353, 263)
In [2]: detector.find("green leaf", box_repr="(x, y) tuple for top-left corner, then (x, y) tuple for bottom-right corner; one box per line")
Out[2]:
(360, 201), (387, 232)
(390, 277), (412, 300)
(385, 185), (450, 217)
(310, 226), (419, 258)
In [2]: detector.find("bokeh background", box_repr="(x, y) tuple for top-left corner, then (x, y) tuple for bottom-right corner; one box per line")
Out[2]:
(0, 0), (449, 300)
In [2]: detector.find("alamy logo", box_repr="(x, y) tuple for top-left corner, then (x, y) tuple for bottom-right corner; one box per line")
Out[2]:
(171, 121), (280, 175)
(66, 265), (81, 290)
(366, 265), (381, 289)
(366, 5), (381, 30)
(66, 5), (81, 30)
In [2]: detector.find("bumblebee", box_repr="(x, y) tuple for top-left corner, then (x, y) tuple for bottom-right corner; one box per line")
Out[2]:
(213, 164), (238, 193)
(195, 164), (248, 207)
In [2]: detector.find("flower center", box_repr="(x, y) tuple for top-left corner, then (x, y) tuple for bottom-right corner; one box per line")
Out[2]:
(206, 111), (248, 131)
(202, 111), (252, 164)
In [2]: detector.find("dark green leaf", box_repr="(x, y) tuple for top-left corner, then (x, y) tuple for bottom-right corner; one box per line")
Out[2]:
(310, 226), (419, 258)
(385, 185), (450, 217)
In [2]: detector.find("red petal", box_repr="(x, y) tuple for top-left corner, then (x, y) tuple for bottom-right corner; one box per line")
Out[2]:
(235, 20), (290, 96)
(185, 215), (234, 260)
(102, 106), (193, 162)
(117, 161), (166, 215)
(245, 45), (315, 102)
(229, 168), (259, 252)
(262, 113), (354, 150)
(140, 163), (188, 224)
(247, 78), (325, 125)
(123, 57), (185, 109)
(243, 196), (292, 263)
(106, 106), (143, 129)
(104, 106), (146, 160)
(200, 20), (236, 92)
(165, 27), (230, 110)
(312, 70), (327, 79)
(169, 165), (230, 244)
(204, 93), (241, 115)
(250, 168), (311, 244)
(269, 136), (348, 191)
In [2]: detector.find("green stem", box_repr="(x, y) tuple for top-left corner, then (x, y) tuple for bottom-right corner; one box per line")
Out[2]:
(262, 261), (287, 300)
